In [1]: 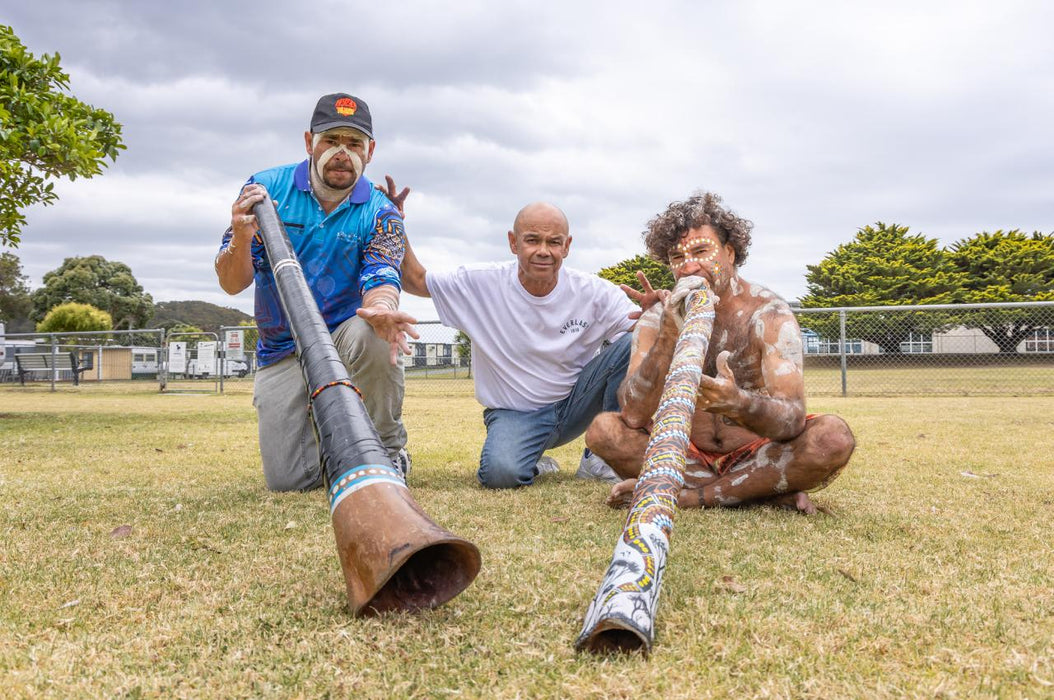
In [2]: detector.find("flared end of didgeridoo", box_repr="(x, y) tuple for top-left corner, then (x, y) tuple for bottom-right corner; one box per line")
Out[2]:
(575, 615), (653, 655)
(356, 537), (482, 616)
(330, 476), (482, 617)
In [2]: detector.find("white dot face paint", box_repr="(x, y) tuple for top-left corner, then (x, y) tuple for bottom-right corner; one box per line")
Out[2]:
(669, 236), (718, 272)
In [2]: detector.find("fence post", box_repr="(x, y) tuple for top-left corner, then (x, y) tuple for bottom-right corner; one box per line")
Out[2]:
(50, 335), (58, 392)
(839, 309), (848, 397)
(158, 330), (166, 392)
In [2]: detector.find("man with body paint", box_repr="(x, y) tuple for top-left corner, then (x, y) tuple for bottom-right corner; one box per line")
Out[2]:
(216, 93), (416, 492)
(395, 198), (639, 489)
(586, 192), (855, 514)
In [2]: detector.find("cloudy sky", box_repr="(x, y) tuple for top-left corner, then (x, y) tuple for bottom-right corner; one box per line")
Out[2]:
(6, 0), (1053, 322)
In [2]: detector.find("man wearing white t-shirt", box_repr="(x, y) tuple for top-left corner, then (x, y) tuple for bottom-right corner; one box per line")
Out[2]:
(400, 201), (638, 488)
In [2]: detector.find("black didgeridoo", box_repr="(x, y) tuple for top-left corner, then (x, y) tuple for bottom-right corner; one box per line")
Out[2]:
(252, 198), (481, 615)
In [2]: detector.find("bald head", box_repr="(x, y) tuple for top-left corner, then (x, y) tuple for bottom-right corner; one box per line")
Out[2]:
(507, 201), (572, 296)
(512, 202), (569, 238)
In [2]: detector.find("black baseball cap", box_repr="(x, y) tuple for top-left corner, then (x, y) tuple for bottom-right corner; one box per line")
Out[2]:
(310, 93), (373, 138)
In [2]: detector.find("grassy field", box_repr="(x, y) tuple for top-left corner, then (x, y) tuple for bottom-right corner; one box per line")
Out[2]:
(802, 365), (1054, 397)
(1, 384), (1052, 698)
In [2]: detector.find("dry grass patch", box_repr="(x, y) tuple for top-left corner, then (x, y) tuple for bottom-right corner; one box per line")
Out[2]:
(1, 386), (1052, 698)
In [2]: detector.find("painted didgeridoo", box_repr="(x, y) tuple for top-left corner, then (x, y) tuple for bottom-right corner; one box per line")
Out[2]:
(252, 199), (481, 616)
(576, 282), (716, 653)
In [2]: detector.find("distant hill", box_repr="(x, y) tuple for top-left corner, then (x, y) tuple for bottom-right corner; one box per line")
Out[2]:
(153, 300), (252, 333)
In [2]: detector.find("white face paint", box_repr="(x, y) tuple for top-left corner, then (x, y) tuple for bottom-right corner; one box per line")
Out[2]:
(312, 130), (366, 184)
(309, 128), (369, 201)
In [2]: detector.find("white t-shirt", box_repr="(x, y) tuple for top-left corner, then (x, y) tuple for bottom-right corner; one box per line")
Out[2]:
(427, 261), (637, 411)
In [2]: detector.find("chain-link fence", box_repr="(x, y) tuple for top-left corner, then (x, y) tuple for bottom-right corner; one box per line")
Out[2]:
(0, 328), (165, 391)
(797, 301), (1054, 396)
(4, 303), (1051, 396)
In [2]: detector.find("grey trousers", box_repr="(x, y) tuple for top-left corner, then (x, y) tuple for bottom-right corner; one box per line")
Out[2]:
(253, 315), (407, 492)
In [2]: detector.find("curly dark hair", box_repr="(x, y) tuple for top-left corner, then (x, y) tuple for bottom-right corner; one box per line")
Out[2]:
(644, 191), (753, 267)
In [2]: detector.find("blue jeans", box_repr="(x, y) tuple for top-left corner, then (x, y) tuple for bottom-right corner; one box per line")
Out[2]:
(477, 333), (631, 489)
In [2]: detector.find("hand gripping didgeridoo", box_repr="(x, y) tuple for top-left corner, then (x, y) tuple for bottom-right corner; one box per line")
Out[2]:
(252, 199), (481, 616)
(576, 282), (716, 653)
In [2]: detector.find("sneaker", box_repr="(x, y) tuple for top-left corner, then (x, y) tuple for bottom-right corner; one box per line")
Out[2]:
(575, 448), (621, 483)
(392, 448), (412, 479)
(535, 455), (560, 477)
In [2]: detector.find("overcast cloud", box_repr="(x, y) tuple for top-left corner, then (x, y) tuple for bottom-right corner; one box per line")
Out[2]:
(6, 0), (1053, 322)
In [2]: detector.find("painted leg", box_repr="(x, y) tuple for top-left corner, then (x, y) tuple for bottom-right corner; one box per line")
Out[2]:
(679, 414), (855, 511)
(585, 411), (649, 479)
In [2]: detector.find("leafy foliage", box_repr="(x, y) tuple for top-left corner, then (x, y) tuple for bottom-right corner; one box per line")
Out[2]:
(0, 25), (125, 247)
(946, 230), (1054, 352)
(454, 330), (472, 377)
(36, 301), (111, 334)
(0, 251), (33, 331)
(32, 255), (153, 330)
(152, 299), (252, 334)
(597, 254), (674, 292)
(453, 330), (471, 361)
(801, 223), (966, 352)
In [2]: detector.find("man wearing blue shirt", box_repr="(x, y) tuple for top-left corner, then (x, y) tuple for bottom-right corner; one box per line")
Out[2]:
(216, 93), (416, 491)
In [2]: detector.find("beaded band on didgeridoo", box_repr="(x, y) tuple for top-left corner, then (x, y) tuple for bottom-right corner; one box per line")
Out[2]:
(576, 284), (715, 654)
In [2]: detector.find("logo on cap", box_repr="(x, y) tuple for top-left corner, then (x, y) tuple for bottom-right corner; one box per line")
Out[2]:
(335, 97), (357, 116)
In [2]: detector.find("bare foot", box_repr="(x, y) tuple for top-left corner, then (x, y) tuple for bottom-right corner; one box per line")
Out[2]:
(605, 479), (637, 509)
(765, 491), (829, 515)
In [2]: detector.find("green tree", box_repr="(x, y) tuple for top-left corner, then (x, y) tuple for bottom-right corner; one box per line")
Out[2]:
(801, 223), (966, 353)
(597, 254), (674, 293)
(32, 255), (153, 329)
(0, 251), (33, 331)
(454, 330), (472, 378)
(36, 301), (111, 334)
(946, 230), (1054, 353)
(0, 25), (125, 247)
(152, 299), (252, 334)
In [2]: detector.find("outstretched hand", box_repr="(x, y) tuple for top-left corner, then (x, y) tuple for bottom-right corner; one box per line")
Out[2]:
(621, 271), (670, 320)
(356, 306), (420, 365)
(697, 350), (741, 412)
(375, 175), (410, 217)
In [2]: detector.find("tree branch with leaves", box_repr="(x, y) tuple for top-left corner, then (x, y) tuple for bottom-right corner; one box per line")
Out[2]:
(0, 25), (125, 247)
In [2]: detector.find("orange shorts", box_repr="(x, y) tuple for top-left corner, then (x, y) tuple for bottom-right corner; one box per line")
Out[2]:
(685, 414), (818, 476)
